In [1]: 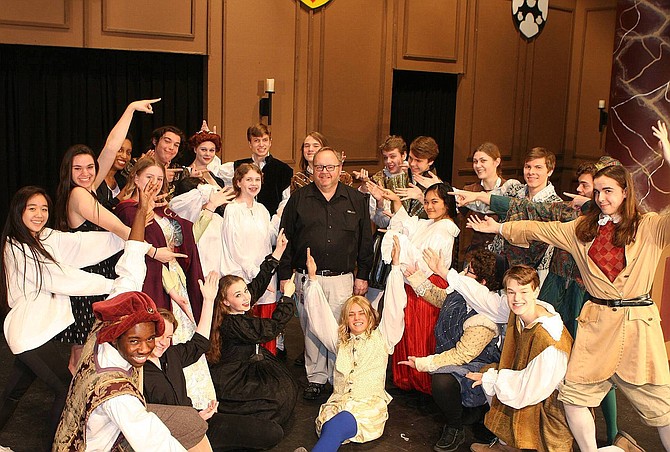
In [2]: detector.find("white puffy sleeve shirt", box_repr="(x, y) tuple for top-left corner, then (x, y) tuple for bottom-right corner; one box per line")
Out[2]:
(221, 200), (279, 305)
(3, 228), (123, 354)
(381, 207), (459, 278)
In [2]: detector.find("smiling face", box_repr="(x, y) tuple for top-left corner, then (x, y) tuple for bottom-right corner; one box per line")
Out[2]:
(134, 165), (165, 192)
(151, 320), (174, 359)
(383, 148), (406, 175)
(313, 149), (342, 193)
(236, 169), (262, 199)
(154, 131), (180, 166)
(505, 278), (540, 324)
(113, 139), (132, 171)
(194, 140), (217, 168)
(576, 173), (594, 198)
(224, 280), (252, 314)
(472, 150), (500, 183)
(423, 189), (448, 220)
(593, 174), (626, 216)
(347, 302), (370, 336)
(72, 154), (97, 190)
(408, 151), (433, 174)
(22, 194), (49, 237)
(523, 157), (552, 195)
(114, 322), (156, 368)
(303, 135), (323, 165)
(249, 133), (271, 160)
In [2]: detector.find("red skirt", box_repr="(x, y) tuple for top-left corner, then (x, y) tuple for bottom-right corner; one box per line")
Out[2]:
(391, 274), (448, 394)
(251, 303), (277, 355)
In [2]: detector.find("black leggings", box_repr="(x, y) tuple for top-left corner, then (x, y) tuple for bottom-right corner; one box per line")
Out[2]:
(0, 340), (71, 440)
(432, 373), (464, 428)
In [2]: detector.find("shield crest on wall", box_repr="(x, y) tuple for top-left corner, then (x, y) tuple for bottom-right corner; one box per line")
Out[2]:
(300, 0), (333, 9)
(512, 0), (548, 40)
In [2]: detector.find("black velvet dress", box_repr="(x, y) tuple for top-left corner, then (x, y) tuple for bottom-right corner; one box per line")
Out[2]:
(209, 256), (298, 427)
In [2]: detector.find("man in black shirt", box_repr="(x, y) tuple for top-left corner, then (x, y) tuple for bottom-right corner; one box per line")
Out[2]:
(279, 147), (373, 399)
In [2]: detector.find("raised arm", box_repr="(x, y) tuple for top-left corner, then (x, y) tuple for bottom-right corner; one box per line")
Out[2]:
(652, 120), (670, 165)
(378, 237), (408, 351)
(303, 248), (339, 354)
(94, 99), (161, 190)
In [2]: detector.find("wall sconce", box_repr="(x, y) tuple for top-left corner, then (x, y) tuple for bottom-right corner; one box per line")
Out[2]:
(598, 99), (608, 132)
(259, 78), (275, 125)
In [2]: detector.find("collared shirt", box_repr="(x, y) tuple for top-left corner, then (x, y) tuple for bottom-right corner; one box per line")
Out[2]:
(279, 182), (373, 281)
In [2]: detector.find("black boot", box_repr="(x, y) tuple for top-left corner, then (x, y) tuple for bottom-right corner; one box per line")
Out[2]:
(434, 425), (464, 452)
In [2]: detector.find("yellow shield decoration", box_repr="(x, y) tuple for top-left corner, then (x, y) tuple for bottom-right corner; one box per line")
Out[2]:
(300, 0), (333, 9)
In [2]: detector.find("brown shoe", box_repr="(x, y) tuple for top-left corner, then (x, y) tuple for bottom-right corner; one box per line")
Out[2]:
(613, 431), (646, 452)
(470, 441), (522, 451)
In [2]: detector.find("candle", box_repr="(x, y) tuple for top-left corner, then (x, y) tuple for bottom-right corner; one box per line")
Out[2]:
(598, 99), (606, 109)
(265, 78), (275, 93)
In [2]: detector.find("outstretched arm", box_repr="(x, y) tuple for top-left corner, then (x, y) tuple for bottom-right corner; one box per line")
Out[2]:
(94, 98), (161, 190)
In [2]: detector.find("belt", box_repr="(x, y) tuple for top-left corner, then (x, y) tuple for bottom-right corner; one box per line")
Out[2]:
(296, 269), (349, 277)
(590, 294), (653, 308)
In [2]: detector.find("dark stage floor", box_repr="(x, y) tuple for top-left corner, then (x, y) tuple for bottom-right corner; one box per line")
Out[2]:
(0, 316), (664, 451)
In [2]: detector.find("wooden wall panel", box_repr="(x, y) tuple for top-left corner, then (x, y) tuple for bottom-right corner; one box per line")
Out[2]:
(467, 0), (522, 176)
(525, 5), (575, 165)
(86, 0), (207, 54)
(0, 0), (83, 47)
(219, 0), (299, 163)
(560, 0), (616, 191)
(573, 5), (616, 160)
(317, 0), (390, 163)
(395, 0), (467, 73)
(403, 0), (459, 62)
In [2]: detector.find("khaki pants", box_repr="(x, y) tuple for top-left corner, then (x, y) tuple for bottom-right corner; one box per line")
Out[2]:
(559, 374), (670, 427)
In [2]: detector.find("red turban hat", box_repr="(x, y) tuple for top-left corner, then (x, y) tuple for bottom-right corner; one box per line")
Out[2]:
(93, 291), (165, 344)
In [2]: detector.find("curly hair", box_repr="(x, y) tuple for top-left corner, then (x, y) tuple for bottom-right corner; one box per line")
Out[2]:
(188, 131), (221, 154)
(468, 248), (502, 291)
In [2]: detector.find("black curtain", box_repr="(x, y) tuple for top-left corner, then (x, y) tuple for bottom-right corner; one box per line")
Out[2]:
(389, 69), (457, 183)
(0, 44), (205, 225)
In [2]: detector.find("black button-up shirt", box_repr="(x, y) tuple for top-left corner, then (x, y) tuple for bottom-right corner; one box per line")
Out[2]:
(278, 182), (373, 281)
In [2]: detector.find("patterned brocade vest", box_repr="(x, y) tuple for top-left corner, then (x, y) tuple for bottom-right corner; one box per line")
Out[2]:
(53, 322), (144, 452)
(434, 291), (500, 365)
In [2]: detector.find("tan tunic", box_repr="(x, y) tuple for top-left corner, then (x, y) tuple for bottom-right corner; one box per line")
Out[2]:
(502, 213), (670, 384)
(486, 315), (573, 451)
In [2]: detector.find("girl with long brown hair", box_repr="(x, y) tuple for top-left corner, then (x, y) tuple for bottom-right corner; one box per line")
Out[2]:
(206, 231), (297, 448)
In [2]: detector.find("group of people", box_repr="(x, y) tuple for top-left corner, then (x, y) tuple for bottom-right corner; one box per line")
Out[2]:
(0, 95), (669, 452)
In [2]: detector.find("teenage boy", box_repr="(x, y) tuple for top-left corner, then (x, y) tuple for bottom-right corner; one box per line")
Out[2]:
(234, 123), (293, 216)
(466, 265), (573, 452)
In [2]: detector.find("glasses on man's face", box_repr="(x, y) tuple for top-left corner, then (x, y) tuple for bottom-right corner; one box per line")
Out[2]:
(464, 264), (477, 278)
(314, 164), (340, 173)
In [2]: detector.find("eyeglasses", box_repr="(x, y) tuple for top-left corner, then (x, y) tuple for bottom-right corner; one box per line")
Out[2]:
(314, 164), (340, 173)
(464, 264), (477, 278)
